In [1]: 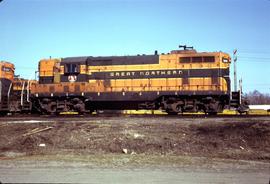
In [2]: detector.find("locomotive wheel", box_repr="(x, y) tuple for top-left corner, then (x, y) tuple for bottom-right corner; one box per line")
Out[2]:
(204, 99), (223, 115)
(39, 99), (57, 115)
(77, 104), (86, 115)
(171, 103), (182, 114)
(165, 102), (182, 115)
(73, 99), (86, 114)
(44, 101), (57, 115)
(49, 102), (57, 113)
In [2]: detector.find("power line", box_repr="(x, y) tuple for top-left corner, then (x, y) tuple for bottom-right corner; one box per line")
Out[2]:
(238, 60), (270, 63)
(237, 57), (270, 62)
(14, 66), (36, 69)
(244, 84), (270, 86)
(239, 56), (270, 60)
(238, 51), (270, 54)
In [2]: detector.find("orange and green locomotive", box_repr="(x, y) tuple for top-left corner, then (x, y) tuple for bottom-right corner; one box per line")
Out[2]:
(30, 46), (246, 115)
(0, 61), (33, 115)
(0, 61), (15, 114)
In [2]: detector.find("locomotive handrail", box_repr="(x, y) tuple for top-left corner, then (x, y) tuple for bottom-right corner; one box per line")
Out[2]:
(27, 80), (30, 103)
(21, 81), (25, 106)
(7, 83), (12, 105)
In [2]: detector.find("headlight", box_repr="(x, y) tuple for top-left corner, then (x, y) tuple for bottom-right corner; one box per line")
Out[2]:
(222, 58), (229, 63)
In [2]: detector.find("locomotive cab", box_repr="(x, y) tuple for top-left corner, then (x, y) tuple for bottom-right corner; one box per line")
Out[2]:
(63, 62), (80, 82)
(64, 63), (80, 75)
(61, 57), (88, 83)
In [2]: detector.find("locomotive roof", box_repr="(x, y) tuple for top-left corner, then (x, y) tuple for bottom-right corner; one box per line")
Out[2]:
(0, 61), (15, 67)
(62, 55), (159, 66)
(60, 51), (230, 66)
(61, 56), (88, 63)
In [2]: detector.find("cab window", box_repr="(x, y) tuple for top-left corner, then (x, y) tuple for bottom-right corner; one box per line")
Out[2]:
(2, 66), (12, 72)
(65, 64), (79, 74)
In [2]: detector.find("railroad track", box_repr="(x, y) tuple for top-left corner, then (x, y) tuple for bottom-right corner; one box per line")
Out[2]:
(0, 113), (269, 122)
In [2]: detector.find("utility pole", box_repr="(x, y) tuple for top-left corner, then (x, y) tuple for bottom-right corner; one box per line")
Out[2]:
(233, 49), (237, 91)
(239, 78), (242, 104)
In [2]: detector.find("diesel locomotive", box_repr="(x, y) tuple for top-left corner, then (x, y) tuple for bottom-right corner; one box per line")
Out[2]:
(29, 46), (247, 115)
(0, 61), (14, 114)
(0, 61), (32, 115)
(0, 46), (248, 115)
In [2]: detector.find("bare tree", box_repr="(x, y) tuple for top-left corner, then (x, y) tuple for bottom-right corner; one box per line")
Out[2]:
(244, 90), (270, 105)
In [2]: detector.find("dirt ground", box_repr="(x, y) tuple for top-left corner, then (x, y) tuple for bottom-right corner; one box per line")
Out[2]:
(1, 154), (269, 184)
(0, 115), (270, 183)
(0, 115), (269, 161)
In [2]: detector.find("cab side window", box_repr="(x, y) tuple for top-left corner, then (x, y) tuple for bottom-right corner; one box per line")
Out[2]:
(2, 66), (12, 72)
(65, 64), (79, 74)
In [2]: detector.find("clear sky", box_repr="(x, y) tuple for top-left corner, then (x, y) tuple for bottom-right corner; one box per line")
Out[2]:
(1, 0), (270, 93)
